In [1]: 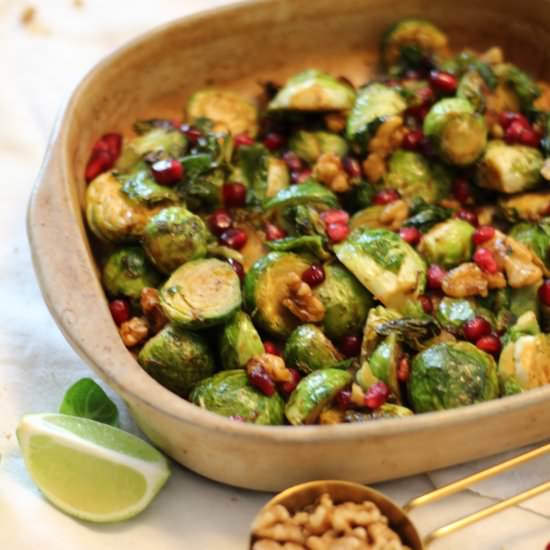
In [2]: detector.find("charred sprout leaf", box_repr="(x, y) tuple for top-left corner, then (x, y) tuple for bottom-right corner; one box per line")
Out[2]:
(178, 167), (225, 211)
(119, 165), (180, 205)
(510, 285), (540, 321)
(352, 182), (378, 210)
(344, 404), (414, 422)
(281, 205), (327, 237)
(403, 198), (452, 232)
(289, 130), (348, 163)
(219, 311), (264, 371)
(494, 63), (541, 112)
(499, 191), (550, 223)
(59, 378), (118, 426)
(266, 235), (330, 260)
(264, 180), (339, 211)
(374, 316), (440, 350)
(457, 70), (489, 112)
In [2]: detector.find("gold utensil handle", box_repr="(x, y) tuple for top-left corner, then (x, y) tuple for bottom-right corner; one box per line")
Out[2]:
(403, 442), (550, 546)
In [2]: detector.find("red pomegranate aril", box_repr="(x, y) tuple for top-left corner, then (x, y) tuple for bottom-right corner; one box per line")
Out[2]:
(181, 125), (202, 144)
(399, 226), (422, 246)
(208, 208), (233, 235)
(339, 335), (362, 358)
(343, 157), (362, 178)
(109, 299), (130, 326)
(417, 86), (435, 106)
(282, 151), (304, 172)
(92, 133), (122, 160)
(518, 127), (541, 148)
(263, 132), (285, 151)
(302, 265), (325, 287)
(406, 104), (430, 123)
(335, 389), (352, 411)
(463, 316), (492, 342)
(220, 228), (248, 250)
(280, 368), (301, 397)
(233, 133), (255, 148)
(475, 333), (502, 356)
(291, 168), (312, 184)
(455, 208), (479, 227)
(326, 223), (350, 243)
(364, 382), (390, 410)
(227, 258), (245, 282)
(498, 111), (530, 130)
(248, 366), (276, 396)
(85, 151), (113, 183)
(427, 264), (447, 290)
(223, 182), (247, 207)
(397, 356), (410, 383)
(321, 209), (350, 226)
(265, 223), (286, 241)
(472, 225), (496, 246)
(452, 178), (471, 204)
(538, 280), (550, 306)
(151, 159), (183, 185)
(373, 188), (400, 205)
(419, 294), (433, 314)
(263, 341), (282, 356)
(473, 247), (498, 274)
(402, 130), (424, 151)
(429, 70), (458, 93)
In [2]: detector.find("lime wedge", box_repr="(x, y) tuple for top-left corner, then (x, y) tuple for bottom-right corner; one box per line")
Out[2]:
(16, 413), (171, 522)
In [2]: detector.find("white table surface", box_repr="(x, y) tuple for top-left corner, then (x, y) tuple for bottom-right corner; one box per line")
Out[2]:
(0, 1), (549, 548)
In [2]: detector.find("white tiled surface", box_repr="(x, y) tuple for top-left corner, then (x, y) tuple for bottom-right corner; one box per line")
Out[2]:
(0, 1), (549, 548)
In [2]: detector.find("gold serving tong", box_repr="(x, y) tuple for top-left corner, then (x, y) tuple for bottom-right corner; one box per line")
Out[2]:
(249, 443), (550, 549)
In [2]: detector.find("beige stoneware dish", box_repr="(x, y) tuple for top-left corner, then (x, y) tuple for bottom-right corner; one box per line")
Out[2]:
(28, 0), (550, 491)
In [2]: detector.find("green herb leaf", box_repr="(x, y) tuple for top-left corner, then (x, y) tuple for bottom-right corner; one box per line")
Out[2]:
(59, 378), (119, 426)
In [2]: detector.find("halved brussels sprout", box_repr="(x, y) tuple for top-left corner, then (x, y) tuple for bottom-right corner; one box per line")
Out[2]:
(143, 207), (208, 274)
(423, 98), (487, 166)
(119, 164), (180, 206)
(179, 166), (225, 211)
(349, 206), (386, 231)
(160, 258), (241, 329)
(219, 311), (264, 371)
(509, 221), (550, 268)
(266, 235), (330, 261)
(285, 368), (352, 425)
(86, 172), (159, 243)
(477, 140), (543, 194)
(138, 324), (215, 397)
(102, 247), (162, 302)
(280, 205), (327, 238)
(268, 69), (356, 111)
(313, 263), (373, 340)
(457, 70), (489, 112)
(289, 131), (349, 163)
(243, 252), (313, 337)
(510, 284), (540, 320)
(344, 403), (414, 422)
(434, 297), (477, 334)
(335, 227), (426, 314)
(346, 83), (406, 147)
(284, 324), (343, 374)
(264, 180), (339, 211)
(418, 219), (475, 268)
(402, 198), (452, 232)
(409, 342), (499, 413)
(239, 223), (268, 272)
(384, 150), (452, 203)
(190, 370), (285, 425)
(187, 89), (259, 137)
(493, 63), (540, 112)
(499, 191), (550, 223)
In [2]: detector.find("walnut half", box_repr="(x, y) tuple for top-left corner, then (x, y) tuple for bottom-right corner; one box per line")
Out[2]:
(247, 354), (293, 383)
(283, 273), (325, 323)
(119, 317), (149, 348)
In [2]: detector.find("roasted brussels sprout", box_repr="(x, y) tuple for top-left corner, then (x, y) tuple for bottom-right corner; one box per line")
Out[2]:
(280, 205), (327, 238)
(289, 130), (349, 163)
(143, 207), (208, 274)
(285, 368), (352, 425)
(103, 247), (161, 302)
(268, 69), (356, 111)
(266, 235), (330, 261)
(493, 63), (540, 112)
(509, 220), (550, 268)
(284, 324), (343, 374)
(190, 370), (285, 425)
(264, 180), (339, 211)
(457, 69), (490, 112)
(499, 191), (550, 223)
(434, 297), (478, 334)
(219, 311), (264, 371)
(335, 227), (426, 314)
(409, 342), (499, 412)
(138, 324), (215, 397)
(119, 164), (180, 205)
(402, 198), (452, 232)
(418, 219), (475, 268)
(187, 89), (259, 137)
(423, 98), (487, 166)
(160, 258), (242, 329)
(477, 140), (543, 194)
(349, 206), (386, 231)
(344, 403), (414, 422)
(510, 284), (540, 320)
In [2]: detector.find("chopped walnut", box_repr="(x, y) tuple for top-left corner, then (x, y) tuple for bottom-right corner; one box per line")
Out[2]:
(484, 270), (507, 289)
(248, 354), (292, 383)
(313, 153), (352, 193)
(140, 287), (168, 334)
(535, 81), (550, 112)
(325, 113), (347, 133)
(283, 273), (325, 323)
(442, 263), (489, 298)
(479, 46), (503, 65)
(362, 153), (386, 183)
(378, 200), (409, 231)
(350, 383), (366, 408)
(476, 205), (498, 227)
(490, 123), (505, 139)
(319, 408), (344, 425)
(119, 317), (149, 348)
(438, 198), (462, 210)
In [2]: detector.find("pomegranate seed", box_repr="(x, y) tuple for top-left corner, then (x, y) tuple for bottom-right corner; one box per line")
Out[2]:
(265, 223), (286, 241)
(227, 258), (245, 282)
(302, 265), (325, 287)
(291, 168), (312, 184)
(505, 120), (541, 147)
(475, 333), (502, 356)
(406, 104), (430, 123)
(417, 86), (435, 106)
(373, 188), (400, 205)
(263, 132), (285, 151)
(364, 382), (389, 410)
(455, 208), (479, 227)
(402, 130), (424, 151)
(85, 151), (114, 183)
(248, 366), (276, 396)
(419, 295), (433, 314)
(263, 341), (282, 356)
(545, 543), (550, 550)
(339, 335), (362, 358)
(326, 223), (350, 243)
(473, 248), (498, 274)
(220, 228), (248, 250)
(92, 133), (122, 160)
(538, 280), (550, 306)
(208, 208), (233, 236)
(335, 389), (352, 410)
(427, 265), (447, 290)
(321, 209), (350, 226)
(282, 151), (303, 172)
(151, 159), (183, 185)
(397, 356), (410, 383)
(181, 125), (202, 144)
(452, 178), (471, 204)
(499, 112), (530, 130)
(279, 368), (301, 397)
(399, 227), (422, 246)
(463, 316), (492, 342)
(233, 133), (255, 148)
(343, 157), (362, 178)
(429, 70), (458, 93)
(109, 299), (130, 326)
(223, 182), (247, 207)
(472, 225), (495, 246)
